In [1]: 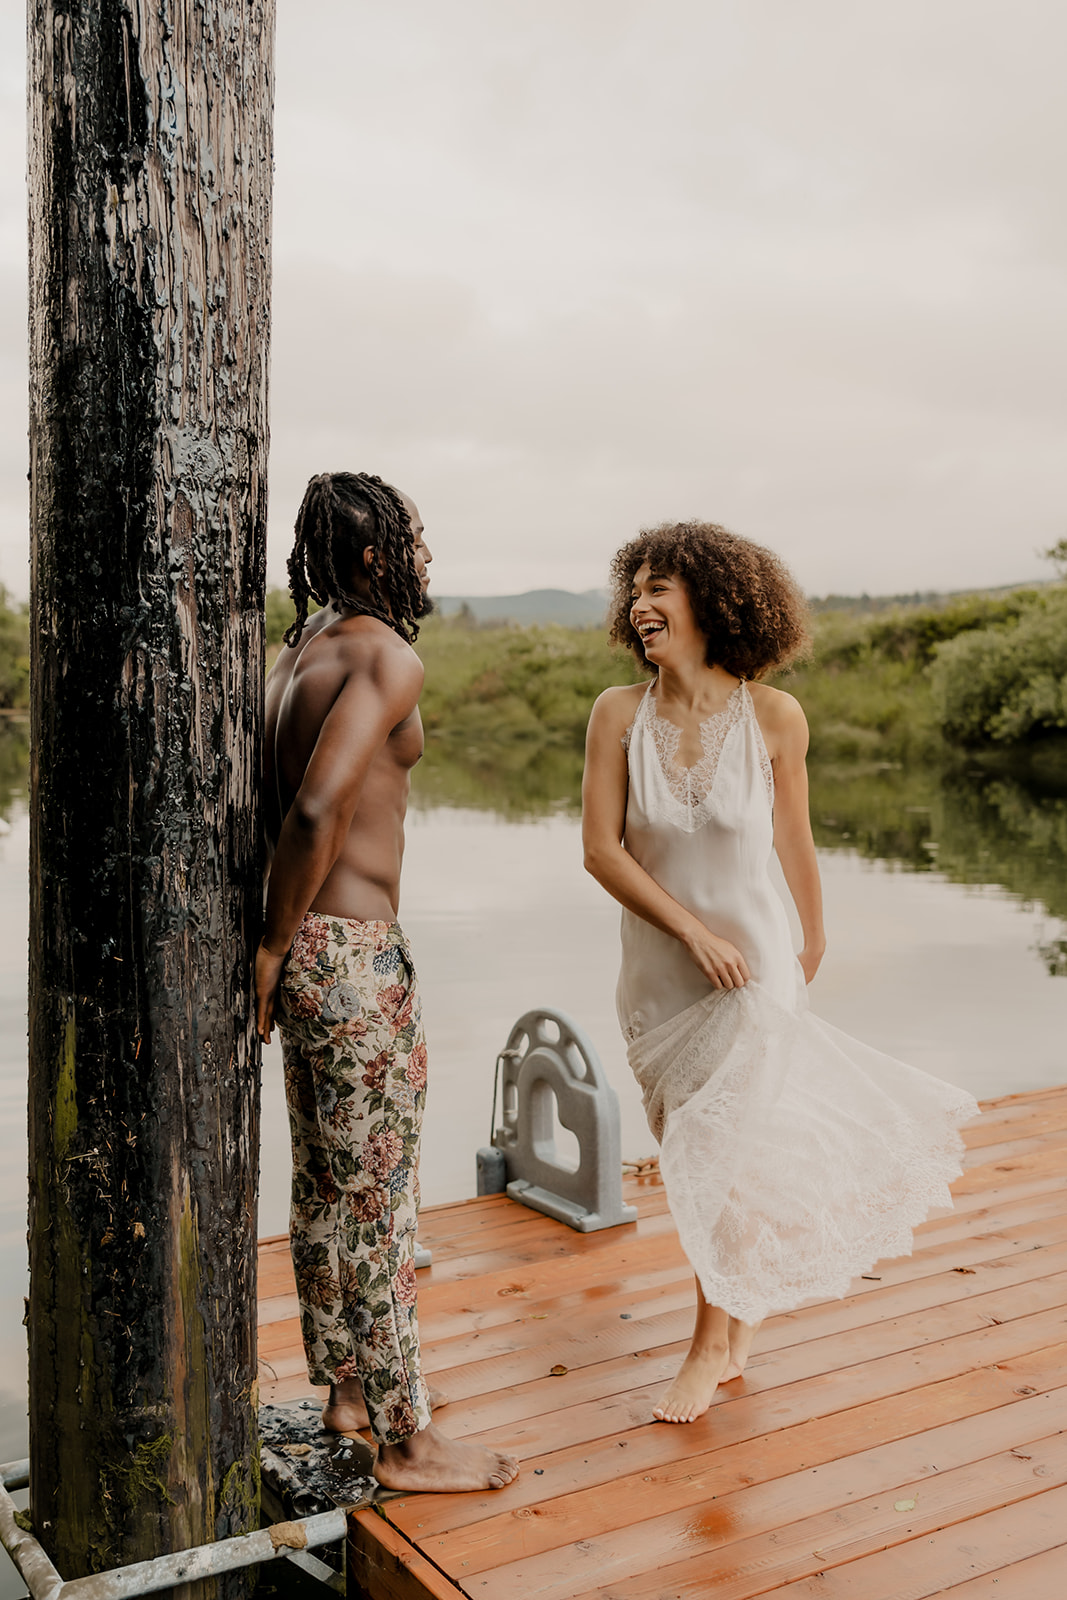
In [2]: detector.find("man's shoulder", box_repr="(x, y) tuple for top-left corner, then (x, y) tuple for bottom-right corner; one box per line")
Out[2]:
(300, 614), (423, 687)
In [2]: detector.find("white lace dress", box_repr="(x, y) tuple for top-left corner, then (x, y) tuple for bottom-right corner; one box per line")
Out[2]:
(618, 681), (979, 1324)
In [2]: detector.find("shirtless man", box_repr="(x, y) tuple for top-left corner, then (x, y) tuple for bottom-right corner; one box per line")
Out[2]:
(256, 470), (518, 1494)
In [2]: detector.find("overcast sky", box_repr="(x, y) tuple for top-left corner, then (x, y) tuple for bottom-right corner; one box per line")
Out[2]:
(1, 1), (1064, 600)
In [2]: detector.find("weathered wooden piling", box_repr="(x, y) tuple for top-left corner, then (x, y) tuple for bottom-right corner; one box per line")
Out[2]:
(27, 2), (274, 1589)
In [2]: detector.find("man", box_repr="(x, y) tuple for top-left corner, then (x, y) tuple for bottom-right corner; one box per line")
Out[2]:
(256, 471), (518, 1494)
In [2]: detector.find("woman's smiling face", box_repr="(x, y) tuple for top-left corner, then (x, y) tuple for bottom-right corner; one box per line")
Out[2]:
(629, 562), (703, 665)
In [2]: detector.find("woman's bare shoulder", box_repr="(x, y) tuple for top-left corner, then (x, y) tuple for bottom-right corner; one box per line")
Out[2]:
(748, 681), (809, 756)
(749, 680), (806, 725)
(590, 680), (648, 728)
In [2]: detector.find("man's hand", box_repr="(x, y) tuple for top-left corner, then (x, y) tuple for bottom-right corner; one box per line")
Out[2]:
(256, 940), (288, 1043)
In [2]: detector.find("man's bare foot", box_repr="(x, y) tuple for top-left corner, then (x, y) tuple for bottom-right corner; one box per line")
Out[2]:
(322, 1380), (448, 1436)
(720, 1316), (762, 1382)
(653, 1340), (731, 1423)
(374, 1423), (519, 1493)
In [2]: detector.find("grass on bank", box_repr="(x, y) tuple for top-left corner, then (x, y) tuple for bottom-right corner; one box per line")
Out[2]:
(409, 582), (1067, 771)
(5, 573), (1061, 766)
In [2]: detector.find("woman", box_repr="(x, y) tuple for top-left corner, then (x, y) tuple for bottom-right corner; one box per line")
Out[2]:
(582, 520), (978, 1424)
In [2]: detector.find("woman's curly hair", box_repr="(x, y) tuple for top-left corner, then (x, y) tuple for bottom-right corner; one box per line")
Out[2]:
(608, 520), (810, 678)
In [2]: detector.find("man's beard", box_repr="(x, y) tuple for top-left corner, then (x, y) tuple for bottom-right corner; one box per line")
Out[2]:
(417, 589), (435, 619)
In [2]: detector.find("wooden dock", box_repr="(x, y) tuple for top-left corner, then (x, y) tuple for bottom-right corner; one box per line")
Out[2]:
(258, 1086), (1067, 1598)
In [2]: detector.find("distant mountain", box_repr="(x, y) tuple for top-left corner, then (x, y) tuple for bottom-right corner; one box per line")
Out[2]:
(809, 579), (1047, 615)
(432, 588), (609, 626)
(429, 579), (1048, 629)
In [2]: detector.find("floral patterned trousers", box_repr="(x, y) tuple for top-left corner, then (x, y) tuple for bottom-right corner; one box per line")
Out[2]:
(278, 911), (432, 1445)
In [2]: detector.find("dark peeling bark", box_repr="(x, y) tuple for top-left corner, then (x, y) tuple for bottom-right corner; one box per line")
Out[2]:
(27, 2), (274, 1588)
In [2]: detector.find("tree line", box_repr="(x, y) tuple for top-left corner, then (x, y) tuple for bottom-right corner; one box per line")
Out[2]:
(7, 569), (1061, 751)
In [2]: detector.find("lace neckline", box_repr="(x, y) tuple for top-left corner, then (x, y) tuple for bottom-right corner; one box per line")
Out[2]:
(626, 680), (773, 828)
(646, 680), (745, 808)
(647, 682), (745, 758)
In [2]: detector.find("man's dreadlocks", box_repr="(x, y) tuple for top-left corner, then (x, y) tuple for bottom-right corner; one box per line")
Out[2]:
(284, 472), (426, 647)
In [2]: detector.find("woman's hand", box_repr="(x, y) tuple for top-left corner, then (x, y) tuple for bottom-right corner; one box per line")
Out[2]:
(683, 925), (751, 989)
(255, 940), (288, 1043)
(798, 942), (826, 985)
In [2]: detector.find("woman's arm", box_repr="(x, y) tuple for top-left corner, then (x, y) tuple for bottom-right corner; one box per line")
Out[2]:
(763, 691), (826, 983)
(581, 689), (751, 989)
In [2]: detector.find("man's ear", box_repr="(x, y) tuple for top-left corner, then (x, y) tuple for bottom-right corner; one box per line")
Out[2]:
(361, 543), (386, 577)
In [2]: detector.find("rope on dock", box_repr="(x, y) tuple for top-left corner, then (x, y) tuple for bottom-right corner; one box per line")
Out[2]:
(622, 1155), (660, 1174)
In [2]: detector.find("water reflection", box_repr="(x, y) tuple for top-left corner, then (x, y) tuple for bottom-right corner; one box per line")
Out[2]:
(413, 738), (585, 817)
(415, 734), (1067, 975)
(7, 709), (1064, 976)
(0, 722), (27, 824)
(808, 760), (1067, 948)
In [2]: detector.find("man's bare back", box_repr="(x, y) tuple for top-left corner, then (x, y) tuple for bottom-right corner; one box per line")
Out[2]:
(264, 605), (424, 923)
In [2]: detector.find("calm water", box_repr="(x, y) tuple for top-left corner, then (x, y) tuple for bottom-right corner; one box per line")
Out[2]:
(1, 732), (1066, 1536)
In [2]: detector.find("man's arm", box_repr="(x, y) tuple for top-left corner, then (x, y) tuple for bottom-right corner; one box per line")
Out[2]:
(255, 635), (423, 1041)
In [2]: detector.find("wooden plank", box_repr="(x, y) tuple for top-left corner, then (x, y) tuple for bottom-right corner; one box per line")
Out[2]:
(962, 1103), (1067, 1148)
(409, 1226), (690, 1321)
(952, 1145), (1066, 1195)
(348, 1508), (466, 1600)
(262, 1267), (1067, 1434)
(726, 1485), (1067, 1600)
(258, 1314), (306, 1360)
(919, 1171), (1065, 1219)
(418, 1206), (647, 1265)
(406, 1230), (1067, 1381)
(406, 1389), (1067, 1576)
(962, 1128), (1067, 1167)
(933, 1543), (1067, 1598)
(413, 1261), (694, 1347)
(412, 1182), (1067, 1326)
(385, 1343), (1067, 1544)
(255, 1192), (1066, 1359)
(259, 1245), (298, 1300)
(257, 1291), (301, 1329)
(417, 1209), (682, 1289)
(507, 1429), (1067, 1600)
(255, 1180), (1067, 1331)
(440, 1306), (1067, 1454)
(978, 1086), (1067, 1115)
(419, 1271), (1067, 1411)
(404, 1199), (1063, 1356)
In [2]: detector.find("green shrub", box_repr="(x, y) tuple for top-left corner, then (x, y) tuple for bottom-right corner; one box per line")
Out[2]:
(416, 619), (644, 749)
(0, 588), (29, 710)
(264, 582), (1067, 763)
(929, 589), (1067, 744)
(813, 590), (1042, 670)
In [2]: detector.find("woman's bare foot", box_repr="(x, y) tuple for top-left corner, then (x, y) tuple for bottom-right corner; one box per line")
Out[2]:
(374, 1423), (519, 1493)
(653, 1340), (731, 1422)
(653, 1276), (736, 1423)
(720, 1315), (761, 1382)
(322, 1378), (448, 1436)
